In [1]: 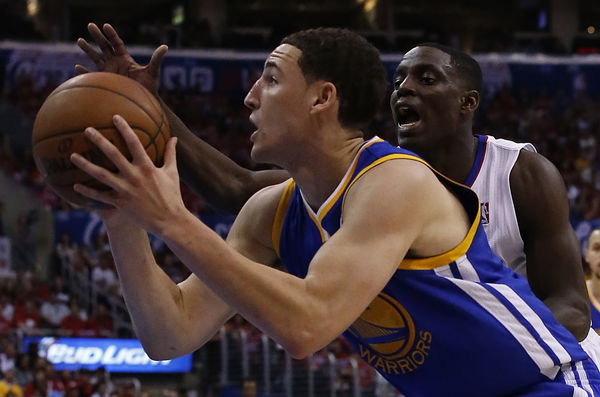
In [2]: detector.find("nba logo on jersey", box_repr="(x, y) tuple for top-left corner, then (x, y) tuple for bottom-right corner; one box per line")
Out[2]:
(481, 202), (490, 224)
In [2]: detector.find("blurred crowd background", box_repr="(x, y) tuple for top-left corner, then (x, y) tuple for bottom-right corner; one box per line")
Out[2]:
(0, 0), (599, 396)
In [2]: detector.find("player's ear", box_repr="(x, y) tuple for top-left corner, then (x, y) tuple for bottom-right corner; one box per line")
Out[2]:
(310, 81), (337, 115)
(460, 90), (480, 114)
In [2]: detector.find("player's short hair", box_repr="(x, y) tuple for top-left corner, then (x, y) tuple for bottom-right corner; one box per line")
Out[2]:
(281, 28), (387, 130)
(416, 42), (482, 94)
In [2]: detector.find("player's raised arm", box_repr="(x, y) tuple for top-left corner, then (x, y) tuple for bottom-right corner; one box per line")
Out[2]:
(511, 149), (590, 341)
(76, 23), (289, 212)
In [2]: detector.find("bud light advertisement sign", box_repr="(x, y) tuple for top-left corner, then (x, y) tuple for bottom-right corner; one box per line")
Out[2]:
(23, 337), (193, 373)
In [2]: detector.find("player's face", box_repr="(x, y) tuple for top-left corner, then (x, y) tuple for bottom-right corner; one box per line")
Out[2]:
(390, 46), (464, 159)
(586, 230), (600, 277)
(244, 44), (311, 166)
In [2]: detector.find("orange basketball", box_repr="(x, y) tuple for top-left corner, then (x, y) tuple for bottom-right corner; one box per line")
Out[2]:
(32, 72), (170, 207)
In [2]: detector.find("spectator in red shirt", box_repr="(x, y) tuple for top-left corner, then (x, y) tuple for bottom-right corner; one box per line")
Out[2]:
(23, 369), (49, 397)
(76, 369), (94, 397)
(59, 299), (86, 337)
(57, 369), (78, 392)
(85, 303), (113, 338)
(12, 298), (40, 333)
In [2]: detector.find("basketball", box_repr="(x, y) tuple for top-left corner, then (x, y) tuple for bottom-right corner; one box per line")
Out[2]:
(32, 72), (170, 207)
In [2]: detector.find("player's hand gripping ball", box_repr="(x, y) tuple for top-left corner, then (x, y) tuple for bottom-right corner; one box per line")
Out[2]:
(32, 72), (170, 207)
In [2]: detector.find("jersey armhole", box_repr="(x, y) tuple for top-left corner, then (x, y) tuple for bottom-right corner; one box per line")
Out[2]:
(271, 179), (296, 257)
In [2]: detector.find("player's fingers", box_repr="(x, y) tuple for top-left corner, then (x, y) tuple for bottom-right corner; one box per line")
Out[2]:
(74, 64), (91, 74)
(112, 115), (153, 165)
(103, 24), (128, 56)
(162, 137), (178, 169)
(147, 45), (169, 78)
(87, 23), (115, 56)
(70, 151), (125, 192)
(73, 183), (119, 208)
(81, 127), (133, 173)
(77, 38), (104, 68)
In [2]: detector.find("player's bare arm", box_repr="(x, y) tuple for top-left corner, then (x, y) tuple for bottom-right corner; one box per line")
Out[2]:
(76, 23), (289, 212)
(165, 159), (469, 358)
(69, 119), (466, 358)
(157, 96), (289, 212)
(101, 213), (236, 359)
(511, 149), (590, 341)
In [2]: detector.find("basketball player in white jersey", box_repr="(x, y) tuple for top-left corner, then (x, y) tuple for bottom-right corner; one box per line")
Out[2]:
(76, 24), (600, 362)
(390, 43), (600, 362)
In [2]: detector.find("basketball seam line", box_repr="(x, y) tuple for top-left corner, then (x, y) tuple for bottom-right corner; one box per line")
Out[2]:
(38, 86), (167, 159)
(33, 125), (153, 148)
(48, 84), (162, 130)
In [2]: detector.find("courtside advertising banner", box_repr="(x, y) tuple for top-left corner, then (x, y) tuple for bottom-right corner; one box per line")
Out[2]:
(23, 337), (193, 373)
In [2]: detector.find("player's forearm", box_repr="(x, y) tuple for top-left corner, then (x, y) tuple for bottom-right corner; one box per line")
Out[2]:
(527, 251), (590, 341)
(525, 235), (591, 341)
(542, 294), (590, 341)
(158, 98), (288, 212)
(160, 211), (336, 358)
(104, 219), (207, 358)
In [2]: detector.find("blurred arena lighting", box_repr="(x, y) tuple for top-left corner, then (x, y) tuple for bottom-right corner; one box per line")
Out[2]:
(26, 0), (39, 17)
(359, 0), (378, 13)
(172, 4), (184, 26)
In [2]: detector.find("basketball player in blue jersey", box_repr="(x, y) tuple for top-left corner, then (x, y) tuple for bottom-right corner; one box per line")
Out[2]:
(76, 24), (598, 358)
(586, 229), (600, 333)
(72, 27), (600, 396)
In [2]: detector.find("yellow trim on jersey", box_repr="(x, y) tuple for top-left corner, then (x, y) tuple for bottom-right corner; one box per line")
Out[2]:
(307, 207), (328, 243)
(272, 179), (296, 257)
(588, 281), (600, 314)
(341, 153), (429, 211)
(348, 153), (430, 191)
(399, 160), (482, 270)
(399, 204), (480, 270)
(317, 138), (384, 222)
(340, 152), (482, 271)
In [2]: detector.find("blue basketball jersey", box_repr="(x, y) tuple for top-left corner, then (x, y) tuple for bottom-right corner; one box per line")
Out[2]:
(588, 281), (600, 333)
(272, 137), (600, 397)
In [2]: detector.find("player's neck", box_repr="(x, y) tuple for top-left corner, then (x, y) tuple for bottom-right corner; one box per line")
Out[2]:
(426, 133), (478, 184)
(592, 274), (600, 300)
(290, 135), (365, 211)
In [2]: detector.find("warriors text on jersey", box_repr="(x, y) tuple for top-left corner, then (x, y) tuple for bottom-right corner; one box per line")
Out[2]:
(272, 137), (600, 397)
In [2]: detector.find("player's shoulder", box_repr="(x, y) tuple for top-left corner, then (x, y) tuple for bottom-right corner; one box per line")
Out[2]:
(512, 149), (562, 184)
(229, 179), (293, 253)
(484, 134), (536, 153)
(346, 155), (439, 213)
(356, 154), (434, 187)
(241, 178), (294, 217)
(509, 148), (568, 219)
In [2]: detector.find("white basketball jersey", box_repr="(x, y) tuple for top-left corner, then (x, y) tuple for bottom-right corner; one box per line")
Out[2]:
(466, 135), (536, 276)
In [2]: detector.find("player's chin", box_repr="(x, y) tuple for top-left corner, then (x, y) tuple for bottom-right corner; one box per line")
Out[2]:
(250, 145), (267, 164)
(396, 129), (426, 153)
(251, 148), (281, 168)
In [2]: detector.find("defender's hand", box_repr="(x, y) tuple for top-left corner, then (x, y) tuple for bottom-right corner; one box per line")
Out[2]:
(75, 23), (168, 94)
